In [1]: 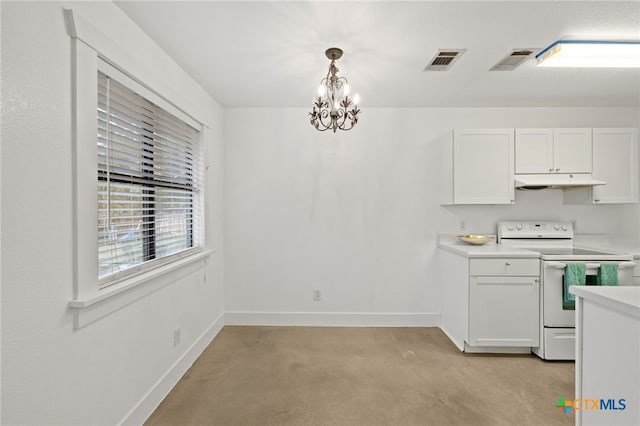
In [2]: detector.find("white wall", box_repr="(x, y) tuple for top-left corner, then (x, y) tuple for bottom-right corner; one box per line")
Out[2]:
(0, 2), (3, 419)
(224, 107), (640, 323)
(3, 0), (640, 423)
(1, 2), (224, 425)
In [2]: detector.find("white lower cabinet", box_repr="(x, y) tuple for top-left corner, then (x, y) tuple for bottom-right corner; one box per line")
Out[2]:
(468, 259), (540, 347)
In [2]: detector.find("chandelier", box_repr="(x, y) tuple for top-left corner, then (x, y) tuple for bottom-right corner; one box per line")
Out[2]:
(309, 48), (360, 132)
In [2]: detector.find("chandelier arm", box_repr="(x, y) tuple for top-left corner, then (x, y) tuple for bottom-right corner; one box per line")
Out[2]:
(315, 108), (333, 131)
(316, 121), (331, 131)
(336, 95), (357, 129)
(309, 109), (322, 130)
(341, 108), (360, 131)
(340, 114), (356, 131)
(311, 116), (326, 130)
(339, 107), (356, 130)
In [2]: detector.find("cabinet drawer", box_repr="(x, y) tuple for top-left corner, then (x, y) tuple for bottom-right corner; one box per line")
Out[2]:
(470, 258), (539, 276)
(543, 328), (575, 360)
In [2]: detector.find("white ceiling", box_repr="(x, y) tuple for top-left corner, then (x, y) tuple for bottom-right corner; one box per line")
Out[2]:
(115, 1), (640, 108)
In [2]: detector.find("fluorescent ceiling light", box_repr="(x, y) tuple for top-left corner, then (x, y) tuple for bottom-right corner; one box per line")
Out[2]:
(535, 40), (640, 68)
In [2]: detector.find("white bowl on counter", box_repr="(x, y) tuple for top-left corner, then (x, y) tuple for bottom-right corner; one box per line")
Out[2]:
(457, 235), (494, 245)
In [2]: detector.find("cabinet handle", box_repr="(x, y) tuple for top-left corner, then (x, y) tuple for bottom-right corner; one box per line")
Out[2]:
(555, 168), (560, 172)
(594, 199), (600, 203)
(505, 262), (511, 266)
(549, 168), (553, 172)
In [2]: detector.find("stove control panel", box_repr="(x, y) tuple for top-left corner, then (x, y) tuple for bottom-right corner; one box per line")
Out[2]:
(498, 221), (573, 241)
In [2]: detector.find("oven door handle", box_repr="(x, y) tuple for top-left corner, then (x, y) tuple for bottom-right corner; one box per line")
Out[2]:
(544, 261), (637, 270)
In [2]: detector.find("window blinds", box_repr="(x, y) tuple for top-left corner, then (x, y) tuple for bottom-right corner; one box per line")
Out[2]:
(97, 71), (202, 285)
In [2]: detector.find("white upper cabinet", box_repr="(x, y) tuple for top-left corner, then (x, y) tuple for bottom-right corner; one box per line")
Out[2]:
(592, 128), (638, 204)
(514, 129), (553, 173)
(515, 128), (592, 174)
(553, 128), (592, 173)
(452, 129), (514, 204)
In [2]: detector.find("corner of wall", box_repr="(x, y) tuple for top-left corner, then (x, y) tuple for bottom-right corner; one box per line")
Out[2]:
(120, 313), (225, 426)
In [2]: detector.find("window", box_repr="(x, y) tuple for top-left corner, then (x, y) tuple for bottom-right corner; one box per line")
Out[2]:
(66, 9), (211, 327)
(97, 70), (202, 286)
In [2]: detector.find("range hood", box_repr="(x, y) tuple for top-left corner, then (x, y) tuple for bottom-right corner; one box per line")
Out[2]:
(515, 174), (606, 190)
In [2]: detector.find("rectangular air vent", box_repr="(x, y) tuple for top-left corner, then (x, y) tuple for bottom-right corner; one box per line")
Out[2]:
(490, 48), (538, 71)
(424, 49), (466, 71)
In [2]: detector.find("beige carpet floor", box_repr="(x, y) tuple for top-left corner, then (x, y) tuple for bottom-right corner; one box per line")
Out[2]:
(145, 326), (574, 426)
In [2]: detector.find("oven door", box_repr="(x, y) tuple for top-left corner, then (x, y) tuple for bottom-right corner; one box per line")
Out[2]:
(542, 262), (580, 327)
(542, 261), (635, 327)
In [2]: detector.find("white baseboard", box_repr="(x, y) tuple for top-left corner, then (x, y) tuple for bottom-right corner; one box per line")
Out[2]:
(224, 311), (440, 327)
(439, 326), (464, 351)
(463, 343), (532, 354)
(119, 312), (225, 426)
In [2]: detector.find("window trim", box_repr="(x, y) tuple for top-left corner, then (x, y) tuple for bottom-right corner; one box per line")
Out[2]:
(69, 250), (212, 328)
(66, 8), (211, 328)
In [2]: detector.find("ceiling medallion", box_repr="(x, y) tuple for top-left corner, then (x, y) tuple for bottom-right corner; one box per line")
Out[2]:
(309, 47), (360, 132)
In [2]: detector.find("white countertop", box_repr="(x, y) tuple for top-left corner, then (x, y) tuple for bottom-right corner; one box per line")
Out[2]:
(438, 238), (540, 258)
(574, 234), (640, 257)
(570, 286), (640, 319)
(440, 234), (640, 259)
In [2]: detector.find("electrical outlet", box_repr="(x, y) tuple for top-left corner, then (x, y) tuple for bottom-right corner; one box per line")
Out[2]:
(460, 220), (467, 231)
(203, 273), (207, 284)
(173, 328), (181, 347)
(571, 220), (577, 232)
(313, 289), (322, 301)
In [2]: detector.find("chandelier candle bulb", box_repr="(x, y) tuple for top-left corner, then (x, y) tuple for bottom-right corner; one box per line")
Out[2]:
(309, 47), (361, 132)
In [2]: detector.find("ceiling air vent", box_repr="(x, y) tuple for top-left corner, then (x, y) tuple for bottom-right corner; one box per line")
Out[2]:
(489, 48), (538, 71)
(424, 49), (466, 71)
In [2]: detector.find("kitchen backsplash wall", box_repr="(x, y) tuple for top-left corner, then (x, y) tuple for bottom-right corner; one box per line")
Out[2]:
(440, 188), (639, 236)
(224, 107), (640, 323)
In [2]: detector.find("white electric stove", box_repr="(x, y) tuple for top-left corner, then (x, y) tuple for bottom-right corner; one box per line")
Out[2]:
(498, 221), (635, 360)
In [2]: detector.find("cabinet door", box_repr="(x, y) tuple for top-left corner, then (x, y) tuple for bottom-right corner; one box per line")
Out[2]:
(553, 128), (592, 173)
(468, 276), (539, 347)
(592, 128), (638, 204)
(515, 129), (554, 173)
(453, 129), (514, 204)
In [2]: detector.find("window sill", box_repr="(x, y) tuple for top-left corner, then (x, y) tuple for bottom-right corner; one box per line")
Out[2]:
(69, 249), (214, 328)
